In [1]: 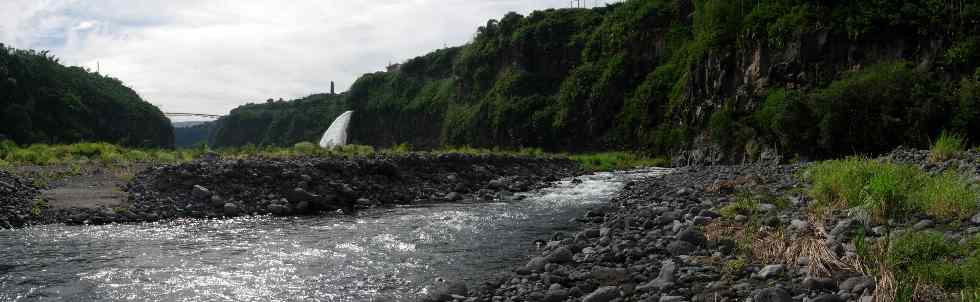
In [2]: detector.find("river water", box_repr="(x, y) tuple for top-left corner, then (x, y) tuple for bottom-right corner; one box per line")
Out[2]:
(0, 168), (670, 301)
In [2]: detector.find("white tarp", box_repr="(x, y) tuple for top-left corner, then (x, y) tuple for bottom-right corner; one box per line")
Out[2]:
(319, 111), (353, 148)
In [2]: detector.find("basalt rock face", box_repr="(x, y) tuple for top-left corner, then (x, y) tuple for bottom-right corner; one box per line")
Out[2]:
(0, 170), (39, 228)
(122, 154), (580, 222)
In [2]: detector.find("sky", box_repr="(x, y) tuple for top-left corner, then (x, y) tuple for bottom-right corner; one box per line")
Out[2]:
(0, 0), (607, 121)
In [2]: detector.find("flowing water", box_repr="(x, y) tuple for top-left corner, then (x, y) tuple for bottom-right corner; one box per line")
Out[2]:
(0, 168), (671, 301)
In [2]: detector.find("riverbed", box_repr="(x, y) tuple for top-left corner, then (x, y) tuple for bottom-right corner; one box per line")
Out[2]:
(0, 168), (670, 301)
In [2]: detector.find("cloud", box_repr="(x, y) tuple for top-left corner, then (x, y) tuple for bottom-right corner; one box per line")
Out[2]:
(0, 0), (597, 120)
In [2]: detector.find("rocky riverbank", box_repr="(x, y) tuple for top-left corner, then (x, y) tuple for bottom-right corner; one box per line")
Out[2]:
(11, 154), (579, 227)
(0, 169), (40, 228)
(447, 148), (980, 302)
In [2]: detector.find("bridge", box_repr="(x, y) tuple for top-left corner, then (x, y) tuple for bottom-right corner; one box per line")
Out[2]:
(164, 112), (223, 118)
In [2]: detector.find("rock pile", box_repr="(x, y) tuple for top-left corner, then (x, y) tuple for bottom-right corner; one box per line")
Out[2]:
(110, 154), (579, 224)
(0, 169), (39, 228)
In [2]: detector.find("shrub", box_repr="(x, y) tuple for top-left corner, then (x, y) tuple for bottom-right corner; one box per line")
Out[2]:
(929, 131), (967, 162)
(719, 193), (760, 219)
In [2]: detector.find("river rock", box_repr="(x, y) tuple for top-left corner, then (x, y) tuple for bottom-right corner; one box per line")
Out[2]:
(811, 294), (845, 302)
(755, 264), (784, 279)
(667, 240), (695, 256)
(840, 277), (871, 293)
(802, 277), (836, 291)
(971, 213), (980, 225)
(223, 203), (239, 216)
(268, 204), (287, 215)
(677, 227), (707, 246)
(754, 288), (792, 302)
(582, 286), (620, 302)
(192, 185), (212, 200)
(209, 195), (224, 207)
(637, 260), (676, 291)
(422, 281), (467, 302)
(546, 246), (574, 263)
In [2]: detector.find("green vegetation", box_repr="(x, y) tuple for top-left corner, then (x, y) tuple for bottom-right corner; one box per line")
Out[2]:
(0, 44), (173, 147)
(208, 93), (347, 147)
(883, 231), (980, 301)
(719, 193), (761, 219)
(569, 152), (669, 171)
(203, 0), (980, 161)
(805, 158), (978, 223)
(930, 131), (968, 162)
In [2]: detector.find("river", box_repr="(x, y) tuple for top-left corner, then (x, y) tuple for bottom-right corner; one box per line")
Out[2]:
(0, 168), (670, 301)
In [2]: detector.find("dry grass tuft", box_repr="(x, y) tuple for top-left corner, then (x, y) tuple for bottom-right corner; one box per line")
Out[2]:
(874, 264), (898, 302)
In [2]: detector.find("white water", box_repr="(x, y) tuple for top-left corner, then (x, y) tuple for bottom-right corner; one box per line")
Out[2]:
(0, 168), (671, 301)
(319, 111), (354, 148)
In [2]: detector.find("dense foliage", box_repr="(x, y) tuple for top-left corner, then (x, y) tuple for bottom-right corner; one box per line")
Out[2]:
(215, 0), (980, 160)
(207, 93), (347, 147)
(0, 44), (173, 147)
(173, 123), (213, 148)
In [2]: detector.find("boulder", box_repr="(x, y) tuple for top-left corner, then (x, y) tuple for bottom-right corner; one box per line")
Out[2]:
(637, 260), (676, 291)
(677, 227), (707, 246)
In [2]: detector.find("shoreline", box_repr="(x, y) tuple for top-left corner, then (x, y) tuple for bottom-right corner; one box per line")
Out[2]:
(0, 154), (581, 229)
(459, 148), (980, 302)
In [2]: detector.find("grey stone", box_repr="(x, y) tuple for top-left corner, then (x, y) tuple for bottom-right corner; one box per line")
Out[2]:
(753, 288), (792, 302)
(209, 195), (224, 207)
(522, 256), (549, 273)
(192, 185), (212, 200)
(851, 279), (876, 294)
(421, 281), (467, 302)
(667, 240), (696, 256)
(840, 277), (870, 293)
(734, 214), (748, 222)
(756, 264), (785, 279)
(831, 219), (858, 238)
(223, 203), (239, 216)
(913, 219), (934, 231)
(637, 260), (676, 291)
(445, 192), (461, 201)
(758, 203), (777, 212)
(582, 286), (620, 302)
(811, 294), (845, 302)
(677, 228), (707, 246)
(790, 219), (809, 231)
(972, 213), (980, 225)
(547, 246), (574, 263)
(268, 204), (287, 215)
(660, 296), (684, 302)
(802, 277), (836, 291)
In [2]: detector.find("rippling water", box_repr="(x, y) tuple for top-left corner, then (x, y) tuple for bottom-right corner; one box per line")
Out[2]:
(0, 168), (670, 301)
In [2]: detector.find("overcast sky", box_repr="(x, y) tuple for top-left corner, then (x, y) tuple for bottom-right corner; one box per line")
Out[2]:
(0, 0), (605, 121)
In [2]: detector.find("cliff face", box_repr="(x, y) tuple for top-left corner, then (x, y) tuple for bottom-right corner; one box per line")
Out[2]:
(0, 45), (174, 147)
(215, 0), (980, 160)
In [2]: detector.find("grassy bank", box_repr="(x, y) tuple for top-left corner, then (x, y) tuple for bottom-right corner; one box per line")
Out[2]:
(0, 141), (669, 172)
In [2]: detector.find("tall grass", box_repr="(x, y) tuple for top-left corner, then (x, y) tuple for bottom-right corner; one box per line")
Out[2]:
(569, 152), (670, 171)
(930, 131), (967, 162)
(805, 157), (978, 222)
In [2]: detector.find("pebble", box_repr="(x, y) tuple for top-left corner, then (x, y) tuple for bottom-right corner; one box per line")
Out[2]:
(582, 286), (620, 302)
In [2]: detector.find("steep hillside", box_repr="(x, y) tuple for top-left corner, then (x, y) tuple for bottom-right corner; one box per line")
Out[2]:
(215, 0), (980, 161)
(207, 93), (347, 147)
(0, 45), (174, 147)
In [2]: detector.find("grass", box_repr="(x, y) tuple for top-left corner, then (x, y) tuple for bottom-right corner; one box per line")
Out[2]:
(719, 193), (761, 219)
(930, 131), (967, 163)
(0, 141), (668, 174)
(804, 157), (979, 223)
(30, 197), (48, 217)
(878, 231), (980, 301)
(568, 152), (670, 171)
